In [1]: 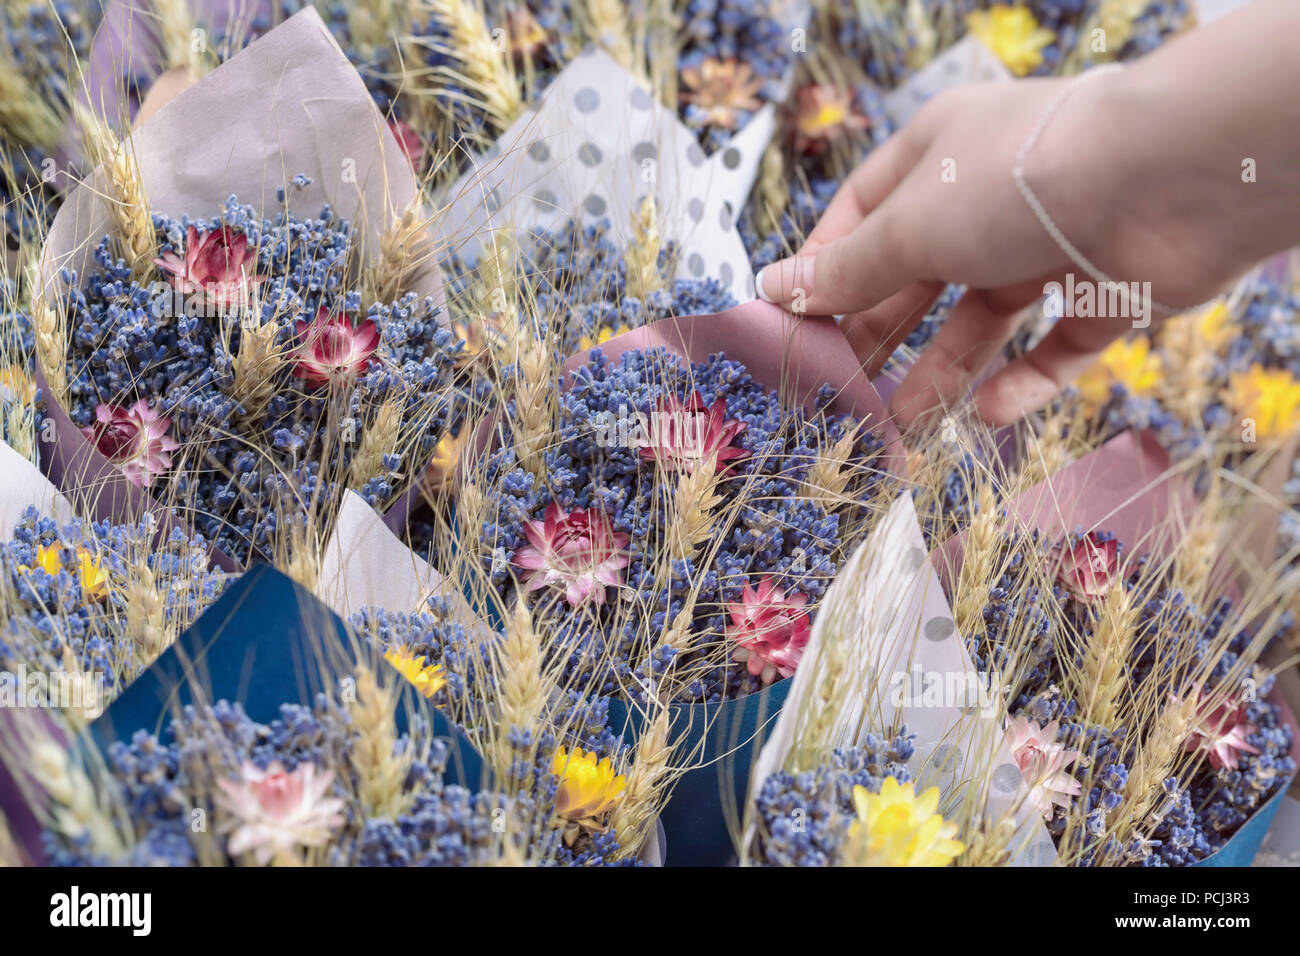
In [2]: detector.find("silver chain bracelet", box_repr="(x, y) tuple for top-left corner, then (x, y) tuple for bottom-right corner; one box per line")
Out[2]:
(1012, 63), (1207, 319)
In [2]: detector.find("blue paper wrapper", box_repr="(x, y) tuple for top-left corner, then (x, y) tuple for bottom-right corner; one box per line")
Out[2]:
(90, 564), (483, 784)
(608, 679), (791, 866)
(1191, 784), (1293, 868)
(1, 564), (484, 865)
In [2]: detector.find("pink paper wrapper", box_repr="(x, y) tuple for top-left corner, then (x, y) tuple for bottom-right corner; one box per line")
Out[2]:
(564, 302), (902, 464)
(939, 429), (1191, 584)
(37, 8), (438, 571)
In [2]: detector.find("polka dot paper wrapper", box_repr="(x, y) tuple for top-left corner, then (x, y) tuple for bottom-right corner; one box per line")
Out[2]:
(436, 45), (780, 305)
(881, 34), (1013, 128)
(746, 490), (1059, 867)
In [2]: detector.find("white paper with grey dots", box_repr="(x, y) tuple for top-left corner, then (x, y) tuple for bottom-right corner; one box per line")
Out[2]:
(882, 35), (1014, 127)
(435, 46), (774, 304)
(745, 492), (1057, 865)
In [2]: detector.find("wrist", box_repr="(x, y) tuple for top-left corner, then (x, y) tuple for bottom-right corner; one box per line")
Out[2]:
(1028, 65), (1253, 308)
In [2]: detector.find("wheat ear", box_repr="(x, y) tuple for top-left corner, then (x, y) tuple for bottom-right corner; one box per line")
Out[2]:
(154, 0), (205, 73)
(666, 456), (722, 563)
(803, 424), (862, 512)
(123, 560), (168, 661)
(1172, 476), (1222, 599)
(954, 484), (1000, 639)
(492, 602), (553, 792)
(30, 740), (127, 859)
(77, 107), (156, 278)
(229, 317), (286, 425)
(756, 142), (788, 240)
(367, 202), (435, 305)
(583, 0), (637, 72)
(608, 708), (672, 858)
(0, 54), (63, 147)
(1077, 577), (1141, 729)
(348, 666), (414, 818)
(349, 397), (405, 490)
(625, 196), (665, 301)
(1103, 693), (1199, 860)
(426, 0), (524, 132)
(31, 285), (68, 404)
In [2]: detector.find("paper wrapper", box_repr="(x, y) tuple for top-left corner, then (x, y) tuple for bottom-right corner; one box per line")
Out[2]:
(882, 35), (1012, 128)
(437, 46), (767, 305)
(316, 490), (486, 627)
(746, 492), (1057, 866)
(35, 7), (440, 573)
(75, 0), (274, 137)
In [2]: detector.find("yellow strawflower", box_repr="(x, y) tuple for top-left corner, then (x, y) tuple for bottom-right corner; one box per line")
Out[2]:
(423, 429), (469, 493)
(967, 6), (1056, 76)
(21, 542), (110, 602)
(551, 746), (626, 845)
(1225, 365), (1300, 441)
(383, 645), (449, 698)
(0, 364), (36, 405)
(842, 778), (965, 867)
(1074, 335), (1163, 413)
(577, 324), (626, 354)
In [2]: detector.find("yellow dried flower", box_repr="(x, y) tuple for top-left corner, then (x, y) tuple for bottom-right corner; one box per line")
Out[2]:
(551, 746), (626, 844)
(22, 543), (109, 602)
(1225, 365), (1300, 441)
(967, 6), (1056, 77)
(577, 324), (626, 354)
(842, 778), (965, 867)
(0, 364), (36, 405)
(383, 645), (449, 698)
(1075, 336), (1162, 413)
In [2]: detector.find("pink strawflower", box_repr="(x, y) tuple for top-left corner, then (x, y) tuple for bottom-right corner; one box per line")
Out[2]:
(292, 307), (380, 388)
(80, 400), (179, 488)
(727, 576), (811, 684)
(1185, 696), (1261, 770)
(513, 503), (630, 607)
(214, 761), (345, 866)
(389, 118), (423, 170)
(1056, 532), (1119, 600)
(1005, 716), (1083, 820)
(638, 391), (749, 473)
(154, 225), (264, 309)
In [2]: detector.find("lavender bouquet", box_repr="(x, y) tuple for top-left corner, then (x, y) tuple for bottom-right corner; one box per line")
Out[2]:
(458, 307), (892, 707)
(52, 188), (469, 567)
(35, 689), (640, 866)
(956, 523), (1295, 866)
(35, 10), (470, 570)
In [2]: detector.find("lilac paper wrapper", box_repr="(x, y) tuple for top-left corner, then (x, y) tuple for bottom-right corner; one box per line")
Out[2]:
(75, 0), (275, 134)
(36, 7), (439, 572)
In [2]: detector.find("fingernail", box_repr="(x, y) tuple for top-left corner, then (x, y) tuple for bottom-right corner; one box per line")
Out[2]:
(754, 266), (774, 303)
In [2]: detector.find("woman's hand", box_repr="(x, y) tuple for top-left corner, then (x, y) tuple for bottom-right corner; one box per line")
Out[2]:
(755, 0), (1300, 428)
